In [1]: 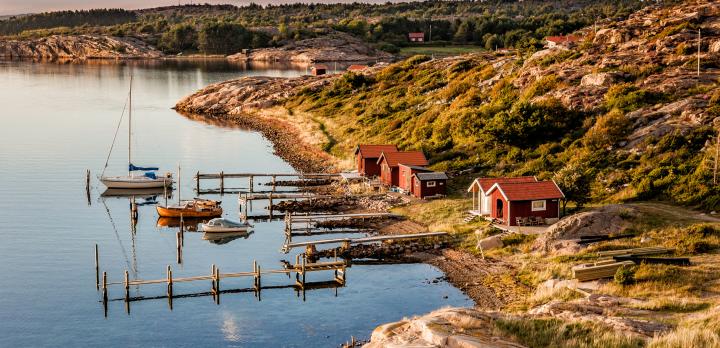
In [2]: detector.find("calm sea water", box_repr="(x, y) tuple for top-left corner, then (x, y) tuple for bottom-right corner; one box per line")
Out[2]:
(0, 59), (471, 347)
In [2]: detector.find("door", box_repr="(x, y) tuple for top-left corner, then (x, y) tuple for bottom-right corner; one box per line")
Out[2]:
(496, 199), (504, 219)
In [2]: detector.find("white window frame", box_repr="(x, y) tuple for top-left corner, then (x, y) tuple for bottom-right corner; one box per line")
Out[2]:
(531, 200), (546, 211)
(426, 181), (436, 187)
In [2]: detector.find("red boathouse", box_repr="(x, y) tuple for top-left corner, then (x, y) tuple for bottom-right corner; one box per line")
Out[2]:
(485, 180), (564, 226)
(354, 144), (398, 177)
(412, 172), (448, 199)
(377, 151), (429, 187)
(398, 164), (432, 193)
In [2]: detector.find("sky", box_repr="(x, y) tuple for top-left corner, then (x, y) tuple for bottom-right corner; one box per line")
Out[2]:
(0, 0), (411, 16)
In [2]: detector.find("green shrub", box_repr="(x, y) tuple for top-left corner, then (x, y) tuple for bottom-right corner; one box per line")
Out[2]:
(605, 83), (663, 112)
(614, 264), (636, 285)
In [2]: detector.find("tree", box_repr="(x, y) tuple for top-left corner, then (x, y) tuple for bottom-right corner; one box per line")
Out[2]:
(484, 34), (501, 50)
(554, 162), (591, 215)
(198, 22), (252, 54)
(159, 24), (197, 53)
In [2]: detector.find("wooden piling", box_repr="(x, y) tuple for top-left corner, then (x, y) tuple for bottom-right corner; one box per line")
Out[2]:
(85, 169), (91, 205)
(220, 171), (224, 194)
(124, 270), (130, 302)
(176, 231), (182, 264)
(215, 266), (220, 304)
(211, 264), (217, 294)
(195, 171), (200, 193)
(249, 175), (254, 193)
(95, 244), (100, 290)
(102, 271), (108, 304)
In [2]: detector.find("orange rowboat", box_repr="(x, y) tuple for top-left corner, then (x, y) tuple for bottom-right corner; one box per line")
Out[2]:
(156, 198), (222, 218)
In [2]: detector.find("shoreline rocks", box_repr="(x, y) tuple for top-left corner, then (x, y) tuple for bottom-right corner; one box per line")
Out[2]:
(227, 32), (393, 63)
(0, 35), (163, 60)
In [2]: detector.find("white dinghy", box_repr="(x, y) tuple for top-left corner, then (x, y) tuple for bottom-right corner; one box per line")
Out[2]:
(201, 218), (253, 233)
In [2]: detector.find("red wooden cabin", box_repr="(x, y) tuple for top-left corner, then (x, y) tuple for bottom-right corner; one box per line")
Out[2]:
(485, 180), (564, 226)
(311, 64), (328, 76)
(398, 164), (432, 193)
(354, 145), (398, 177)
(377, 151), (428, 187)
(412, 172), (448, 199)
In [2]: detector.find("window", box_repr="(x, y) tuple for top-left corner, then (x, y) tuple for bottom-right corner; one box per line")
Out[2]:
(426, 181), (436, 187)
(531, 200), (546, 211)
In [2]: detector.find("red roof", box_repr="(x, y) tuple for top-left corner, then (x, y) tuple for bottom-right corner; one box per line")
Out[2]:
(470, 176), (537, 193)
(377, 151), (428, 167)
(488, 181), (565, 201)
(545, 35), (580, 44)
(355, 144), (398, 158)
(408, 32), (425, 39)
(347, 65), (368, 71)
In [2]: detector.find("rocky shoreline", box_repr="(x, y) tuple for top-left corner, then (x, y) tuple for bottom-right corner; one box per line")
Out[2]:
(0, 35), (163, 60)
(227, 32), (393, 63)
(178, 111), (335, 173)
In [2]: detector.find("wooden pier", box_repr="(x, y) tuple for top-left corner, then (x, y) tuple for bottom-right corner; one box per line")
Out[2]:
(238, 192), (332, 205)
(98, 252), (347, 313)
(281, 231), (448, 253)
(195, 171), (340, 194)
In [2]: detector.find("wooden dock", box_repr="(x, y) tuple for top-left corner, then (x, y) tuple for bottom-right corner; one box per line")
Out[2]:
(238, 192), (332, 204)
(281, 231), (448, 253)
(99, 252), (347, 313)
(195, 171), (340, 194)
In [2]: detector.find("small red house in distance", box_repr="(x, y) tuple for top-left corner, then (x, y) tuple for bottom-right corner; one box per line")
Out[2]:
(545, 35), (580, 48)
(377, 151), (428, 187)
(311, 64), (328, 76)
(354, 144), (398, 177)
(398, 164), (432, 193)
(408, 32), (425, 42)
(347, 64), (368, 72)
(486, 180), (564, 226)
(412, 172), (448, 199)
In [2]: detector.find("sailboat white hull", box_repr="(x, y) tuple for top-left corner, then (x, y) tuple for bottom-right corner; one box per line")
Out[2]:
(101, 176), (172, 189)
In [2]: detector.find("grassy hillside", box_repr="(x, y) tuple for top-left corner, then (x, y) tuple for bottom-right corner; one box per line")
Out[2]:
(285, 0), (720, 210)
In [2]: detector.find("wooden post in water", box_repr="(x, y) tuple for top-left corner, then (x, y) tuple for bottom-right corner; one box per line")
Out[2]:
(215, 266), (220, 305)
(269, 192), (274, 219)
(271, 175), (276, 192)
(124, 270), (130, 302)
(167, 265), (173, 309)
(211, 264), (216, 295)
(195, 171), (200, 193)
(249, 175), (254, 193)
(176, 231), (182, 264)
(95, 244), (100, 290)
(102, 271), (108, 308)
(85, 169), (91, 206)
(220, 171), (224, 195)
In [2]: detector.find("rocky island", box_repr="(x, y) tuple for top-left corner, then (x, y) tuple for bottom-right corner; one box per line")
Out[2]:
(0, 34), (163, 60)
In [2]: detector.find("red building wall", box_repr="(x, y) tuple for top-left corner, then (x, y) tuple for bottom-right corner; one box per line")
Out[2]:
(507, 199), (560, 225)
(412, 178), (447, 198)
(490, 190), (509, 224)
(379, 162), (397, 186)
(398, 165), (431, 192)
(357, 153), (383, 177)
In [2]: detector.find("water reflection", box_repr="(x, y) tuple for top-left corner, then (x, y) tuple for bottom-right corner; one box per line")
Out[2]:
(203, 231), (254, 245)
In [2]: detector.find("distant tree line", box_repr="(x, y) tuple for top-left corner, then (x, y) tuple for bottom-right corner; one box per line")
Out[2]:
(0, 1), (654, 55)
(0, 9), (136, 35)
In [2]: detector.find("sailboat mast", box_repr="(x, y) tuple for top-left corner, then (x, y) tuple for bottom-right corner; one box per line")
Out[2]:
(177, 164), (181, 205)
(128, 74), (133, 177)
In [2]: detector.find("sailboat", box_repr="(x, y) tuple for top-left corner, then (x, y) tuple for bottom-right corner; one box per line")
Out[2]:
(100, 75), (172, 189)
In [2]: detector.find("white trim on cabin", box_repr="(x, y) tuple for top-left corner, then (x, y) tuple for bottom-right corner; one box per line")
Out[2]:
(426, 181), (436, 187)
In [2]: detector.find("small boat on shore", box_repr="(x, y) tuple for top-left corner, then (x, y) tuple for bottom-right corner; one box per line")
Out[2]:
(156, 198), (222, 218)
(201, 218), (253, 233)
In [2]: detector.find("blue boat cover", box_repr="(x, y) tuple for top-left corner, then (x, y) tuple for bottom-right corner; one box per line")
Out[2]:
(129, 163), (159, 172)
(144, 172), (157, 179)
